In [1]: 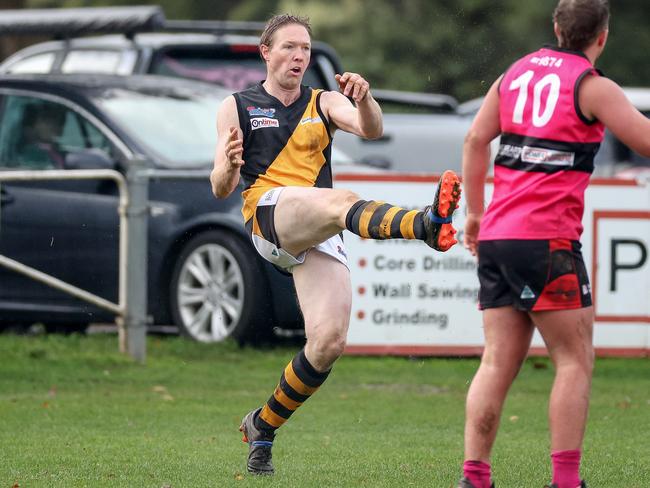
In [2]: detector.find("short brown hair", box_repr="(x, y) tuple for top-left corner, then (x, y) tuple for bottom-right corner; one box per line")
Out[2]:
(553, 0), (609, 51)
(259, 14), (312, 52)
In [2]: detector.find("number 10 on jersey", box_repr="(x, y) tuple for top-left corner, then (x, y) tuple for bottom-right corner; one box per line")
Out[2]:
(509, 70), (561, 128)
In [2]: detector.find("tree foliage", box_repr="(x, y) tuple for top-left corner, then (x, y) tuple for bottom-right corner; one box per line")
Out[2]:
(264, 0), (650, 101)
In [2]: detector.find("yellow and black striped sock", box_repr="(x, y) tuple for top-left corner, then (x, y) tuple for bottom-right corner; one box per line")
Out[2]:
(345, 200), (426, 240)
(254, 349), (330, 432)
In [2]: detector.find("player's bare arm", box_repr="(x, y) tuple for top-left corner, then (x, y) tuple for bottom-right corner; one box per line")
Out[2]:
(462, 77), (501, 256)
(580, 75), (650, 157)
(321, 72), (383, 139)
(211, 96), (244, 198)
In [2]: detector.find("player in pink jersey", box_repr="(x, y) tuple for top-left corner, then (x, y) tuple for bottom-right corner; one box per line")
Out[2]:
(458, 1), (650, 488)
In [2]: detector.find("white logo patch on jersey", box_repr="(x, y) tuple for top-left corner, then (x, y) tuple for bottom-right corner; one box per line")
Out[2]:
(251, 117), (279, 130)
(521, 146), (575, 166)
(300, 116), (322, 125)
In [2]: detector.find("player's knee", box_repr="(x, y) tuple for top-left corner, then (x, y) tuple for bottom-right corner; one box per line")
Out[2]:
(332, 189), (360, 214)
(483, 347), (522, 370)
(310, 329), (347, 362)
(555, 344), (594, 376)
(340, 189), (360, 205)
(326, 335), (347, 361)
(573, 337), (595, 370)
(322, 189), (360, 228)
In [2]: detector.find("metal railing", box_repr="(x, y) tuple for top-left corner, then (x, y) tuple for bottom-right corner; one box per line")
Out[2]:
(0, 159), (149, 361)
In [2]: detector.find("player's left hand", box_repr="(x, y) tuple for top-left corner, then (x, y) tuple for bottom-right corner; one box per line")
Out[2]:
(335, 72), (370, 104)
(464, 213), (482, 257)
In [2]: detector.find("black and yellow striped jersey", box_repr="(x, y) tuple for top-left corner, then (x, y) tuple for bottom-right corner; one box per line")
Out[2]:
(233, 83), (332, 223)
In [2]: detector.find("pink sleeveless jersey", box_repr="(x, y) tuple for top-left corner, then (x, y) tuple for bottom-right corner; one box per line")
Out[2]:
(479, 46), (605, 241)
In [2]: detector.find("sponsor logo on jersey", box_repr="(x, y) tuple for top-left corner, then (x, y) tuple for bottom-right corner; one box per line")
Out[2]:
(521, 146), (574, 166)
(247, 106), (276, 117)
(498, 144), (575, 167)
(498, 144), (523, 159)
(300, 116), (322, 125)
(251, 117), (280, 130)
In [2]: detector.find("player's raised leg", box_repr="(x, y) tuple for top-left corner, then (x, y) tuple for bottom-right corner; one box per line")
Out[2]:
(274, 170), (461, 257)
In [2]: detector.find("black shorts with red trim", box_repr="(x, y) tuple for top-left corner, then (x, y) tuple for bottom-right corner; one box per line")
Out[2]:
(477, 239), (592, 311)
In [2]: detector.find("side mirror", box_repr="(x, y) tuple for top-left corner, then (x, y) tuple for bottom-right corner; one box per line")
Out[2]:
(359, 156), (392, 170)
(64, 148), (116, 170)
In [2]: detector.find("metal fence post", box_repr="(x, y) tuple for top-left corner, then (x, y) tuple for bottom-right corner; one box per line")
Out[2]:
(118, 157), (149, 362)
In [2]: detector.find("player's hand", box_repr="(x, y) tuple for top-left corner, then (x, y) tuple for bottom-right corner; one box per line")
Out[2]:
(464, 213), (482, 257)
(335, 72), (370, 104)
(225, 127), (244, 168)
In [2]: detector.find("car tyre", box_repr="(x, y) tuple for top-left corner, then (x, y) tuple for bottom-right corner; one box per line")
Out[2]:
(169, 230), (273, 344)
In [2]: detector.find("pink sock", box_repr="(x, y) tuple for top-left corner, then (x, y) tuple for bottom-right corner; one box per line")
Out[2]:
(463, 460), (492, 488)
(551, 449), (581, 488)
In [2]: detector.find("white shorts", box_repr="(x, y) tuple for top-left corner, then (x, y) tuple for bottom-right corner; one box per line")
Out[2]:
(249, 187), (349, 273)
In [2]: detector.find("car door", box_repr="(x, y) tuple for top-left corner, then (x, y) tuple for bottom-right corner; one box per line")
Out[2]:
(0, 92), (122, 320)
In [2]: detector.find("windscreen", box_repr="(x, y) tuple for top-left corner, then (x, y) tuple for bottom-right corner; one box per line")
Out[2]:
(94, 86), (222, 168)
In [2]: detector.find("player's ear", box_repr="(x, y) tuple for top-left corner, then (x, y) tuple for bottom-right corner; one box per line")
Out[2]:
(553, 22), (563, 45)
(260, 44), (271, 63)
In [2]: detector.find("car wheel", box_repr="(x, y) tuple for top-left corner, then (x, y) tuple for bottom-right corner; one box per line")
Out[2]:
(169, 230), (273, 344)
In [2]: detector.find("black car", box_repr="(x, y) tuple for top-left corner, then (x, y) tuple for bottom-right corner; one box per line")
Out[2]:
(0, 73), (303, 343)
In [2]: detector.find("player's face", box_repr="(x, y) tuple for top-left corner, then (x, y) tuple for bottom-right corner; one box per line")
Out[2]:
(265, 24), (311, 89)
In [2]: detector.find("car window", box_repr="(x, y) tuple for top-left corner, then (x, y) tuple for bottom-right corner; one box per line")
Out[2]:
(595, 111), (650, 170)
(4, 52), (56, 74)
(0, 95), (114, 169)
(150, 49), (323, 91)
(94, 87), (222, 168)
(62, 50), (138, 75)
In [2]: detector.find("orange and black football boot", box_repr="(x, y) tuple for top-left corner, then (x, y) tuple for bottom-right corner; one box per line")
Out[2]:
(423, 169), (462, 251)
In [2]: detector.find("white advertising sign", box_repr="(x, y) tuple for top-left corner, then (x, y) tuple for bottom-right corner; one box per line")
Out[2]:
(336, 174), (649, 357)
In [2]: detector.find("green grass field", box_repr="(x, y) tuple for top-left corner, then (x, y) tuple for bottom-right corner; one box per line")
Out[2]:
(0, 333), (648, 488)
